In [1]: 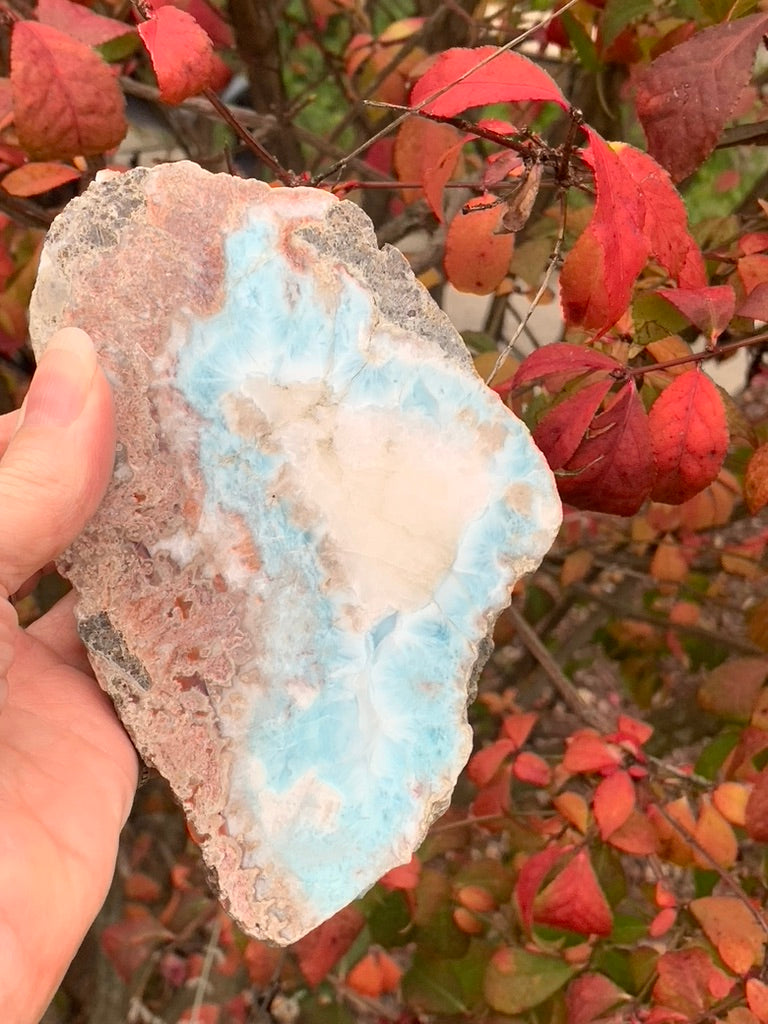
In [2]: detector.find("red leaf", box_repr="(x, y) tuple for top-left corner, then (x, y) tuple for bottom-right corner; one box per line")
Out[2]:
(533, 376), (614, 470)
(10, 22), (126, 159)
(393, 118), (464, 221)
(513, 343), (622, 388)
(737, 282), (768, 321)
(534, 850), (613, 937)
(616, 714), (653, 747)
(444, 196), (514, 294)
(150, 0), (234, 49)
(410, 46), (567, 116)
(611, 143), (706, 289)
(657, 286), (735, 344)
(740, 232), (768, 256)
(635, 13), (768, 182)
(1, 161), (79, 197)
(513, 752), (551, 786)
(565, 973), (628, 1024)
(593, 769), (635, 839)
(561, 130), (648, 331)
(292, 906), (365, 986)
(379, 854), (420, 891)
(467, 738), (517, 787)
(138, 7), (222, 105)
(501, 711), (538, 749)
(36, 0), (135, 46)
(101, 912), (172, 982)
(515, 846), (568, 931)
(563, 730), (622, 773)
(558, 382), (655, 517)
(649, 370), (728, 504)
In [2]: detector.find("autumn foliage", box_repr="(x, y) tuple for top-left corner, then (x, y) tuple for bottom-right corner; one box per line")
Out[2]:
(3, 0), (768, 1021)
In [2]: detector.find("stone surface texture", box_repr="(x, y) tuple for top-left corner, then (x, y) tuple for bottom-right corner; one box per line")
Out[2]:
(29, 162), (561, 944)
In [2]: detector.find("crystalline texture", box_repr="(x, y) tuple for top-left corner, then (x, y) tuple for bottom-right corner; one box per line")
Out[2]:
(29, 162), (561, 943)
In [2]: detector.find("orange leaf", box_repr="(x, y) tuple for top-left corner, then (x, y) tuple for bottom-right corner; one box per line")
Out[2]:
(713, 782), (751, 827)
(747, 978), (768, 1024)
(444, 196), (514, 294)
(650, 540), (688, 583)
(745, 443), (768, 515)
(1, 161), (79, 197)
(690, 897), (766, 975)
(653, 949), (734, 1017)
(593, 769), (635, 839)
(179, 1008), (219, 1024)
(649, 797), (696, 866)
(606, 810), (658, 855)
(553, 792), (589, 834)
(10, 22), (126, 159)
(138, 6), (222, 105)
(534, 850), (613, 937)
(457, 884), (495, 913)
(649, 907), (678, 938)
(393, 118), (463, 220)
(292, 907), (365, 986)
(649, 371), (728, 505)
(563, 730), (622, 774)
(694, 799), (738, 869)
(745, 768), (768, 842)
(346, 951), (401, 997)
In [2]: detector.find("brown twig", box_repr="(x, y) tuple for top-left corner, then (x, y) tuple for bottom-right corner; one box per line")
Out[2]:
(505, 604), (610, 731)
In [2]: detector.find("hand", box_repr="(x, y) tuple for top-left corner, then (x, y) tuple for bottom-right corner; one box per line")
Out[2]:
(0, 329), (137, 1024)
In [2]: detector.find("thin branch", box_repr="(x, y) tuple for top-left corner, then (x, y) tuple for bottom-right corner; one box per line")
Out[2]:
(485, 191), (567, 386)
(188, 915), (222, 1023)
(504, 603), (610, 731)
(652, 801), (768, 937)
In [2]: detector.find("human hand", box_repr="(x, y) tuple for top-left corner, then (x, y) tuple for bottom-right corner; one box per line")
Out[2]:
(0, 329), (138, 1023)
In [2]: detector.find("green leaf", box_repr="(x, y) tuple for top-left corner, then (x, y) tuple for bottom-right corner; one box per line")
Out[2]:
(413, 904), (469, 959)
(699, 0), (756, 21)
(484, 947), (574, 1014)
(601, 0), (654, 47)
(694, 730), (740, 779)
(611, 913), (650, 945)
(561, 12), (602, 72)
(298, 995), (356, 1024)
(633, 293), (689, 346)
(365, 890), (412, 947)
(403, 943), (490, 1015)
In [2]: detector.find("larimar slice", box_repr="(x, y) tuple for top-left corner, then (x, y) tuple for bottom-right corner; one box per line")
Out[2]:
(30, 162), (561, 943)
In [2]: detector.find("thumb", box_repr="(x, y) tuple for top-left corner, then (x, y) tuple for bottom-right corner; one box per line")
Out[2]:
(0, 328), (116, 596)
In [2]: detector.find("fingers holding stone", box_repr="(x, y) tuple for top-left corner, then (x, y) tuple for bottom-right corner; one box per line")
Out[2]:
(0, 329), (116, 596)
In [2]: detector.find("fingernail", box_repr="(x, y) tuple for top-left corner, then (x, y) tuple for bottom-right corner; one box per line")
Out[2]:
(23, 329), (98, 429)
